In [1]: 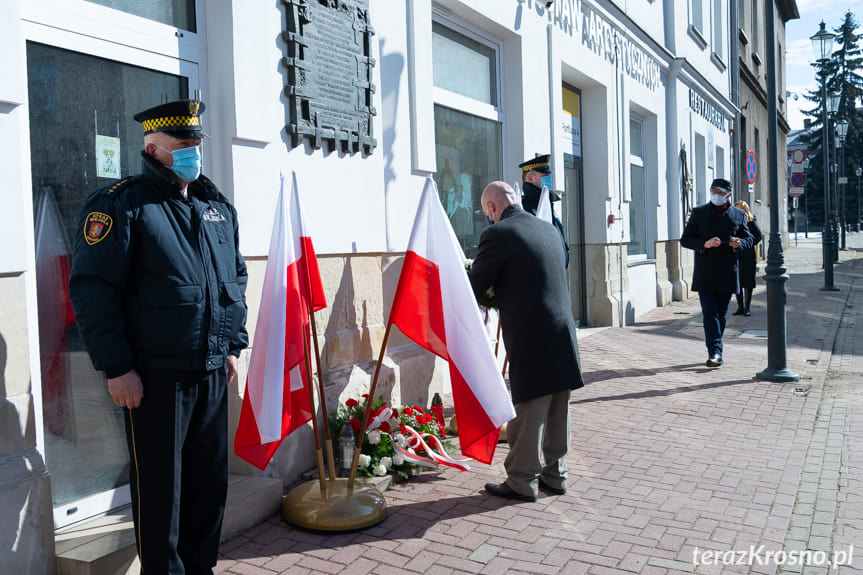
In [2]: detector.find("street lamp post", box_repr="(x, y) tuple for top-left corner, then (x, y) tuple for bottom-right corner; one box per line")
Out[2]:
(756, 0), (799, 382)
(828, 94), (840, 262)
(836, 120), (848, 249)
(810, 21), (838, 291)
(857, 166), (862, 232)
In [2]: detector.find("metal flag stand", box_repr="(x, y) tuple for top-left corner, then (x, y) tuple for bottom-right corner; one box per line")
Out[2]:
(281, 182), (387, 532)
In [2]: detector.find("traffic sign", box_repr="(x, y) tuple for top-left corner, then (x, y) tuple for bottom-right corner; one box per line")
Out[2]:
(790, 188), (804, 197)
(790, 172), (805, 188)
(747, 151), (757, 184)
(791, 162), (804, 174)
(792, 149), (805, 164)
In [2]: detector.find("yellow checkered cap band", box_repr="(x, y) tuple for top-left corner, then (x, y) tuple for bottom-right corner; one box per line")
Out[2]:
(141, 115), (201, 133)
(521, 160), (548, 172)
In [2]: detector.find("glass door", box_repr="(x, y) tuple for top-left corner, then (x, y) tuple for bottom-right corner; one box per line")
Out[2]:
(23, 0), (204, 528)
(563, 154), (586, 325)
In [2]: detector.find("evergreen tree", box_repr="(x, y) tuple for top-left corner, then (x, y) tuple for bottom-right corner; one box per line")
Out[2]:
(831, 12), (863, 230)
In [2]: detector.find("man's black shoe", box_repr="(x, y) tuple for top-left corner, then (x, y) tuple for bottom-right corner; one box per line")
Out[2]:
(484, 482), (537, 502)
(706, 353), (723, 367)
(539, 478), (567, 495)
(732, 308), (744, 315)
(743, 309), (751, 316)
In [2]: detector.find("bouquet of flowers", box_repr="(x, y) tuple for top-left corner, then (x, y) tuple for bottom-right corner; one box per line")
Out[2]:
(464, 258), (496, 309)
(328, 395), (465, 479)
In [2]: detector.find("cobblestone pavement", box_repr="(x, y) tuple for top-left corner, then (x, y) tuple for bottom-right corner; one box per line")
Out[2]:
(217, 233), (863, 575)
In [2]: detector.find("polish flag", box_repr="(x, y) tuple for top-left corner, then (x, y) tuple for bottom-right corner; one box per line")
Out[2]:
(536, 185), (553, 223)
(234, 173), (327, 470)
(389, 178), (515, 464)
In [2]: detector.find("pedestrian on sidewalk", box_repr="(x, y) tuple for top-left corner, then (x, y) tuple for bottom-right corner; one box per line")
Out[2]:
(469, 181), (583, 502)
(681, 178), (753, 367)
(732, 200), (762, 316)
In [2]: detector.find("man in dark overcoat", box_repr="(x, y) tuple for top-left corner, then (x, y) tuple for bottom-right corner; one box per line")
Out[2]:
(681, 178), (753, 367)
(469, 181), (583, 501)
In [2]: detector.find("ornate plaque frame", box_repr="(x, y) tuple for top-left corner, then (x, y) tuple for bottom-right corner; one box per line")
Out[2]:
(281, 0), (377, 154)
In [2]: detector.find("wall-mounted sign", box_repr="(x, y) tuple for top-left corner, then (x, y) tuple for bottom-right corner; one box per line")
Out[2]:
(95, 135), (121, 179)
(281, 0), (377, 154)
(561, 86), (582, 157)
(689, 89), (726, 131)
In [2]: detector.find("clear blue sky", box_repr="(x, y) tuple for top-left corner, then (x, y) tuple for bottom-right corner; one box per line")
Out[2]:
(785, 0), (859, 130)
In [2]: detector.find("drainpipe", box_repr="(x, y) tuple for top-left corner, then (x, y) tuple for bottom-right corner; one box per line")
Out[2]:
(730, 0), (741, 198)
(614, 32), (625, 327)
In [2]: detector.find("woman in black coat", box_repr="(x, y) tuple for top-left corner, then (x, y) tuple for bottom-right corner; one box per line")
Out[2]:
(733, 200), (762, 316)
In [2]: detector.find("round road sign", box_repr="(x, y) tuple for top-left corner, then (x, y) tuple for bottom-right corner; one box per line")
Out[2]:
(747, 151), (757, 184)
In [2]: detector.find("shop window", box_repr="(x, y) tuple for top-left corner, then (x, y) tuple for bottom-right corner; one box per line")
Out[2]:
(27, 41), (187, 515)
(628, 118), (647, 256)
(85, 0), (196, 32)
(431, 19), (502, 257)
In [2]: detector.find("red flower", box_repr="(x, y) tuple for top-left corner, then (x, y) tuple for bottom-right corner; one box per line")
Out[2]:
(417, 415), (428, 425)
(345, 398), (358, 408)
(362, 393), (370, 399)
(391, 408), (399, 418)
(379, 421), (391, 433)
(349, 418), (361, 431)
(399, 423), (407, 434)
(438, 425), (446, 438)
(412, 405), (424, 413)
(403, 407), (414, 416)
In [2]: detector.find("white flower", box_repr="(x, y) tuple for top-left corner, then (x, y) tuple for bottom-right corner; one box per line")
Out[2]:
(380, 456), (392, 469)
(358, 453), (371, 467)
(393, 453), (405, 466)
(394, 433), (407, 448)
(368, 430), (381, 445)
(373, 464), (387, 476)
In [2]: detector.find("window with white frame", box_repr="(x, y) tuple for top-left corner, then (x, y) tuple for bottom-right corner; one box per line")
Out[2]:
(628, 118), (647, 256)
(712, 0), (724, 60)
(750, 0), (759, 56)
(431, 19), (503, 257)
(692, 0), (704, 35)
(85, 0), (196, 31)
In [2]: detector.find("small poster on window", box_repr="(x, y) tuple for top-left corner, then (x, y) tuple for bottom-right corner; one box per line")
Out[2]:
(95, 135), (121, 179)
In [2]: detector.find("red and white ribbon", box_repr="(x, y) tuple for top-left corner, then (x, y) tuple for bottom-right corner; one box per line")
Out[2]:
(401, 425), (472, 471)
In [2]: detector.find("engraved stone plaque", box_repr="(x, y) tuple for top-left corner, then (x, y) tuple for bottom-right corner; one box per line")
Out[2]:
(281, 0), (377, 154)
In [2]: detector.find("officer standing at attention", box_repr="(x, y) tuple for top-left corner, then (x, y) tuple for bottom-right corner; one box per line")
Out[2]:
(519, 154), (569, 267)
(70, 99), (248, 574)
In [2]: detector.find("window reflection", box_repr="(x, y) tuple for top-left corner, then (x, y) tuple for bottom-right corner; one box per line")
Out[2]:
(85, 0), (196, 32)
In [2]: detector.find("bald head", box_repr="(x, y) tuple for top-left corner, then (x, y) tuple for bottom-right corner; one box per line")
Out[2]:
(481, 181), (518, 224)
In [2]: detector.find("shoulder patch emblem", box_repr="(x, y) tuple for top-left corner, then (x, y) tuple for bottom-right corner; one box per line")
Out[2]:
(84, 212), (113, 245)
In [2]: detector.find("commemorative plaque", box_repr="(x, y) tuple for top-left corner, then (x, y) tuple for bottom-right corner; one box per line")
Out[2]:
(282, 0), (377, 154)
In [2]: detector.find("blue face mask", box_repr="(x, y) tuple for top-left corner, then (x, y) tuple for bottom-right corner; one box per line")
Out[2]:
(486, 214), (495, 226)
(156, 143), (202, 182)
(540, 175), (553, 189)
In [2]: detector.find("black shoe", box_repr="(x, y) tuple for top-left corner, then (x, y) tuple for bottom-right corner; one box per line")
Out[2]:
(539, 478), (567, 495)
(744, 309), (751, 316)
(732, 308), (745, 315)
(484, 482), (537, 502)
(706, 353), (723, 367)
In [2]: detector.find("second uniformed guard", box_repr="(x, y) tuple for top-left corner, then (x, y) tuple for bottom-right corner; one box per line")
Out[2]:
(70, 99), (248, 574)
(518, 154), (569, 267)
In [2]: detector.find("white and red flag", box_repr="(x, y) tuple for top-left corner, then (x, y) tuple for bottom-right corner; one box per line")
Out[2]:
(536, 185), (553, 223)
(235, 172), (327, 470)
(389, 177), (515, 464)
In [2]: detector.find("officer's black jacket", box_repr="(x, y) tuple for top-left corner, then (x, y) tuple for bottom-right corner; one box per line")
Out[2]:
(70, 153), (248, 378)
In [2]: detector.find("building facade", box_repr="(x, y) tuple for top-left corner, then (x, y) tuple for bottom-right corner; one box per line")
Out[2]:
(1, 0), (793, 570)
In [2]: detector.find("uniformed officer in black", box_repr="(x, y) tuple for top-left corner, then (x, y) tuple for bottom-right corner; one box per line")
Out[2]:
(519, 154), (569, 267)
(70, 99), (248, 574)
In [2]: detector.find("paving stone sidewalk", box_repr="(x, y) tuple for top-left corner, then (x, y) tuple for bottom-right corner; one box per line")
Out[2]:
(217, 233), (863, 575)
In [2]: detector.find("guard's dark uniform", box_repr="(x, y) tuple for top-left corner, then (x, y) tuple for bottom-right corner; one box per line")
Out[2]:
(70, 100), (247, 575)
(518, 155), (569, 268)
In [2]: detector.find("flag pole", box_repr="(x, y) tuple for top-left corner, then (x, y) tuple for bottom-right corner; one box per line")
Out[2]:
(346, 321), (394, 491)
(302, 325), (327, 494)
(307, 301), (335, 479)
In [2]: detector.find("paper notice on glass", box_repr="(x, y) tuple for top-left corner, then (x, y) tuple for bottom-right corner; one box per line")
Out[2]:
(95, 135), (121, 179)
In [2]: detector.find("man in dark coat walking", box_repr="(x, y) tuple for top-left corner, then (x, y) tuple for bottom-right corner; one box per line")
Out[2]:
(681, 178), (753, 367)
(469, 181), (583, 502)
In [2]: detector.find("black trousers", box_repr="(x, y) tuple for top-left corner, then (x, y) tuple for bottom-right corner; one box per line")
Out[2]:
(124, 368), (228, 575)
